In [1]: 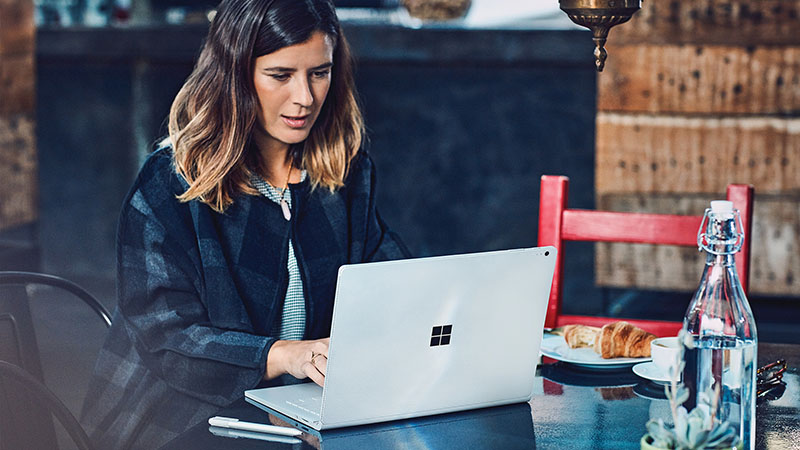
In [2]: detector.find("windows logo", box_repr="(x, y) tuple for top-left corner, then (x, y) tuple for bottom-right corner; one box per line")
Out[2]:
(430, 325), (452, 347)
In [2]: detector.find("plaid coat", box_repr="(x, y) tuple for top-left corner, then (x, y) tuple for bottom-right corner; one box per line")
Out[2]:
(80, 148), (408, 449)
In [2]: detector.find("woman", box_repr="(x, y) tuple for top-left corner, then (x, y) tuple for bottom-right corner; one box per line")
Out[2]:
(80, 0), (408, 448)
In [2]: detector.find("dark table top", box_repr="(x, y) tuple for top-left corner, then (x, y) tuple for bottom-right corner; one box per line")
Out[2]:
(162, 343), (800, 449)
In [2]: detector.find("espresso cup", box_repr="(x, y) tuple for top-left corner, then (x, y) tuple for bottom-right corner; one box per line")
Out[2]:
(650, 337), (680, 374)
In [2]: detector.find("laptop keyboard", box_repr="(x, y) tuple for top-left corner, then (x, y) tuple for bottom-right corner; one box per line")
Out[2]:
(286, 396), (321, 418)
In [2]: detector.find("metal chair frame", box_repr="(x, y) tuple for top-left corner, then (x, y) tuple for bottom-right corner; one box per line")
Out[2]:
(0, 272), (111, 327)
(0, 271), (110, 450)
(0, 360), (94, 450)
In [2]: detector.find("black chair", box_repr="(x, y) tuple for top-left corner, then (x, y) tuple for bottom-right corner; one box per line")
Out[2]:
(0, 272), (112, 327)
(0, 271), (111, 450)
(0, 360), (93, 450)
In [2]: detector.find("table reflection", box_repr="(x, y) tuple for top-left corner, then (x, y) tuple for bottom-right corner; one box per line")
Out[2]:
(312, 403), (535, 450)
(171, 401), (536, 450)
(164, 346), (799, 450)
(539, 362), (641, 387)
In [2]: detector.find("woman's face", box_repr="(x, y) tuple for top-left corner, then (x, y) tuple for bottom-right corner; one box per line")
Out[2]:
(252, 31), (334, 154)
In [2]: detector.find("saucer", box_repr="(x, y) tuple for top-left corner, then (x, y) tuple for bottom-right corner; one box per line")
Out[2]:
(633, 382), (668, 400)
(632, 362), (671, 384)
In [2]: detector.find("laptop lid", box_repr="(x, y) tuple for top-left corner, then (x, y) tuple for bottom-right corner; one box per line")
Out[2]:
(317, 246), (556, 428)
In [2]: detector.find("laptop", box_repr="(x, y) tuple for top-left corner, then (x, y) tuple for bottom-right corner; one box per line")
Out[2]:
(245, 246), (556, 433)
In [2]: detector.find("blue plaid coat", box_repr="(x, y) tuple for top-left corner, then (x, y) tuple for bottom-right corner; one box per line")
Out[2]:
(80, 148), (408, 449)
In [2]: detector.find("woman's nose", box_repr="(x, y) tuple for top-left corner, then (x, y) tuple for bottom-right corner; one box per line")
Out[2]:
(291, 78), (314, 107)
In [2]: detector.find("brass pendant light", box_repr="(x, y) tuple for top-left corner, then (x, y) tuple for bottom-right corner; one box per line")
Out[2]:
(559, 0), (641, 72)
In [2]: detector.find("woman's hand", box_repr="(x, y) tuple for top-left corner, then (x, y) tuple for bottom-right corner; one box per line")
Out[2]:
(265, 338), (329, 387)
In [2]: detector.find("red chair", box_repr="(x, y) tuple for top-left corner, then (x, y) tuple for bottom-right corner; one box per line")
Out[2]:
(537, 175), (753, 337)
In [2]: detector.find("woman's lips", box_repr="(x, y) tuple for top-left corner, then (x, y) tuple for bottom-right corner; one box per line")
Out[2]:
(282, 115), (310, 129)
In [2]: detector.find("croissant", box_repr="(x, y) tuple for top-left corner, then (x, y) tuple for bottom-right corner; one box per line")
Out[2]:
(596, 386), (637, 401)
(562, 325), (600, 348)
(593, 321), (656, 359)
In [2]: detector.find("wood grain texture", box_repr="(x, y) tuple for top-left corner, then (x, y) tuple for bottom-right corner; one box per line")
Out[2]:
(596, 112), (800, 195)
(0, 114), (37, 231)
(595, 193), (800, 296)
(0, 0), (35, 55)
(0, 53), (35, 115)
(611, 0), (800, 46)
(594, 0), (800, 299)
(598, 44), (800, 115)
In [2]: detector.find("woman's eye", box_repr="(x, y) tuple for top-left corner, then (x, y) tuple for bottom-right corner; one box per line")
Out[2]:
(312, 70), (330, 79)
(270, 74), (290, 81)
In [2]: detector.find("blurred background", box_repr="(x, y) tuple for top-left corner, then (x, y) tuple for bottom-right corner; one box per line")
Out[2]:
(1, 0), (799, 433)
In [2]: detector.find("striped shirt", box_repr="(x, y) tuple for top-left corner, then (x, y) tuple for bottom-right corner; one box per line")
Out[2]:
(251, 171), (308, 341)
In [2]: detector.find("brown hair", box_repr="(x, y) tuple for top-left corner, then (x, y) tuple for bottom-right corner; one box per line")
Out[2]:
(168, 0), (363, 212)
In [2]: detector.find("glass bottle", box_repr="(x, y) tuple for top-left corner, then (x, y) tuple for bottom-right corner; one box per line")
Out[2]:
(681, 200), (757, 449)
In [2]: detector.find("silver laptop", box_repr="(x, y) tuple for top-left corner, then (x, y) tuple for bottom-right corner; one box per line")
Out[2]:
(245, 246), (556, 433)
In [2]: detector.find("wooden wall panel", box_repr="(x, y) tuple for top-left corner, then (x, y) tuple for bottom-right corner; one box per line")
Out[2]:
(596, 0), (800, 297)
(599, 45), (800, 114)
(611, 0), (800, 46)
(0, 114), (37, 229)
(0, 0), (37, 232)
(596, 113), (800, 195)
(596, 194), (800, 295)
(0, 53), (35, 115)
(0, 0), (34, 55)
(595, 194), (707, 292)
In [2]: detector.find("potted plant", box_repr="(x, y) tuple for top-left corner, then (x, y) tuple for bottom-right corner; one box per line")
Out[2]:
(641, 332), (742, 450)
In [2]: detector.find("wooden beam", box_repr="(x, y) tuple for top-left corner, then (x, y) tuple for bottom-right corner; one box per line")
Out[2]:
(599, 44), (800, 115)
(0, 114), (37, 231)
(611, 0), (800, 46)
(596, 112), (800, 195)
(0, 53), (35, 115)
(0, 0), (35, 56)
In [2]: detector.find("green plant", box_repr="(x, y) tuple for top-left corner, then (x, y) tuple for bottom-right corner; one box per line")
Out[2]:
(643, 331), (741, 450)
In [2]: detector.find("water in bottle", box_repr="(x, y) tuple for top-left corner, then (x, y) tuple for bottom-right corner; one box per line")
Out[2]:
(681, 200), (757, 450)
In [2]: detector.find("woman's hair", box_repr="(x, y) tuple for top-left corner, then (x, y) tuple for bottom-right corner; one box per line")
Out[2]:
(168, 0), (364, 212)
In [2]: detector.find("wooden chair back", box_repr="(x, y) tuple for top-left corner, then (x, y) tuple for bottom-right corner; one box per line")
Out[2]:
(537, 175), (753, 336)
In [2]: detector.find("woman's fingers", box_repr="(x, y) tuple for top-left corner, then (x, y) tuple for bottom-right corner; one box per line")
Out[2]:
(312, 354), (327, 377)
(303, 361), (325, 387)
(267, 337), (331, 384)
(313, 338), (331, 359)
(303, 338), (329, 386)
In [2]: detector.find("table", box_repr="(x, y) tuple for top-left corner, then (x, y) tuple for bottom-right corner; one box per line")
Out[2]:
(161, 343), (800, 449)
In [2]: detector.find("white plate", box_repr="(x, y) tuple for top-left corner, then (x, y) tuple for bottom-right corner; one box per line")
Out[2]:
(632, 362), (671, 384)
(539, 334), (650, 370)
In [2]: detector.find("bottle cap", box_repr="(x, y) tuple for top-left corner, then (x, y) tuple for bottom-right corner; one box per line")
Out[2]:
(710, 200), (733, 212)
(710, 200), (734, 218)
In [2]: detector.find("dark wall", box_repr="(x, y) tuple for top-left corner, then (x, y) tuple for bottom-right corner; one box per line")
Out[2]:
(37, 62), (136, 276)
(358, 63), (596, 257)
(35, 21), (597, 299)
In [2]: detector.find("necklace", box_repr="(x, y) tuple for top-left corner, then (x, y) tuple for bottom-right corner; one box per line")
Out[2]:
(278, 160), (293, 221)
